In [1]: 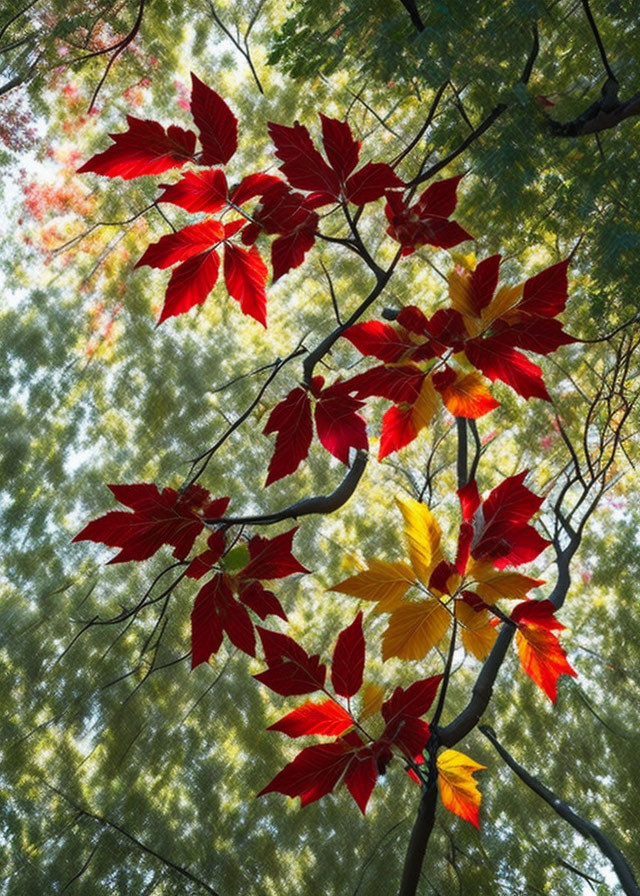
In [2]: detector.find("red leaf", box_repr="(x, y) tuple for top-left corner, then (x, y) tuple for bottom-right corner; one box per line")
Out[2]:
(467, 255), (501, 315)
(255, 628), (326, 696)
(242, 528), (309, 580)
(190, 74), (238, 165)
(271, 227), (316, 282)
(472, 472), (550, 568)
(78, 116), (196, 179)
(263, 387), (313, 485)
(136, 220), (225, 269)
(381, 675), (442, 754)
(384, 179), (472, 253)
(314, 388), (368, 463)
(516, 624), (577, 701)
(464, 337), (551, 401)
(344, 162), (404, 205)
(160, 249), (221, 323)
(257, 741), (352, 806)
(346, 364), (425, 403)
(186, 529), (227, 579)
(157, 169), (228, 213)
(414, 175), (463, 218)
(519, 260), (569, 317)
(379, 404), (418, 459)
(511, 599), (564, 630)
(268, 700), (353, 737)
(320, 114), (360, 180)
(230, 172), (284, 205)
(73, 484), (228, 563)
(238, 581), (287, 621)
(458, 480), (480, 523)
(268, 120), (339, 199)
(223, 243), (268, 326)
(331, 612), (365, 698)
(344, 749), (379, 814)
(191, 573), (256, 666)
(344, 321), (410, 363)
(497, 318), (575, 355)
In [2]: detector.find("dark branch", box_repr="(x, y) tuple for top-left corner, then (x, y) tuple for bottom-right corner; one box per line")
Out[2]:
(398, 0), (425, 32)
(412, 24), (539, 185)
(480, 726), (640, 896)
(580, 0), (616, 82)
(208, 449), (368, 525)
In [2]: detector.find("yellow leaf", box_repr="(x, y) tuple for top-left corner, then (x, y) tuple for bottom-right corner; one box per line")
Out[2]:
(448, 268), (481, 337)
(395, 496), (444, 585)
(411, 374), (439, 434)
(482, 281), (523, 327)
(455, 601), (498, 660)
(382, 599), (451, 660)
(437, 748), (486, 828)
(359, 682), (386, 721)
(467, 560), (544, 604)
(330, 559), (416, 613)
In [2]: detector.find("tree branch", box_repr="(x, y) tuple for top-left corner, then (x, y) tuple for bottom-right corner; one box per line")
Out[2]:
(479, 726), (640, 896)
(208, 449), (368, 525)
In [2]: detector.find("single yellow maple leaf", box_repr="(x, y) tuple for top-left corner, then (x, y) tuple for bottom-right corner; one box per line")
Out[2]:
(437, 748), (486, 828)
(455, 601), (497, 660)
(381, 599), (450, 661)
(395, 495), (444, 585)
(467, 560), (544, 604)
(330, 559), (415, 613)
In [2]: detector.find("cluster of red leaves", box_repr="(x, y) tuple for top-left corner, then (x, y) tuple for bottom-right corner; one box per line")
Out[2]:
(79, 76), (466, 328)
(339, 254), (574, 457)
(435, 474), (576, 700)
(256, 612), (443, 814)
(73, 485), (309, 665)
(263, 375), (367, 485)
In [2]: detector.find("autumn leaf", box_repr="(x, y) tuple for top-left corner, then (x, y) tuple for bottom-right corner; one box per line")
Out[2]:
(331, 559), (415, 613)
(254, 628), (327, 696)
(77, 116), (196, 179)
(190, 73), (238, 165)
(267, 700), (353, 737)
(384, 176), (473, 254)
(73, 483), (228, 563)
(191, 573), (255, 666)
(515, 624), (577, 701)
(381, 599), (451, 661)
(331, 612), (365, 698)
(437, 749), (486, 827)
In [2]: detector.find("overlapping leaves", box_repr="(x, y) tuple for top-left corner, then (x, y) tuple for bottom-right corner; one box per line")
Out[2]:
(332, 473), (576, 700)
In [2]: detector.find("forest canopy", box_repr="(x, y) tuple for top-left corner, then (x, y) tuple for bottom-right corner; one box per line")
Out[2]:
(1, 1), (639, 894)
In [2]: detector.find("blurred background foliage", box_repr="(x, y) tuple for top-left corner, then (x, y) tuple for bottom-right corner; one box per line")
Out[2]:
(1, 0), (639, 893)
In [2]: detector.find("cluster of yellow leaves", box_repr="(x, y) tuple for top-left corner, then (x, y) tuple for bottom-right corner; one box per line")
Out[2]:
(332, 496), (542, 663)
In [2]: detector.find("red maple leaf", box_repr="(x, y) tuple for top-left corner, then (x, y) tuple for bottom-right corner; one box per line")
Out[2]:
(263, 377), (368, 485)
(384, 176), (473, 254)
(511, 602), (577, 701)
(73, 484), (228, 563)
(331, 612), (365, 699)
(470, 471), (550, 569)
(268, 115), (403, 207)
(77, 116), (196, 179)
(267, 700), (354, 737)
(381, 675), (442, 758)
(189, 73), (238, 165)
(254, 628), (327, 696)
(191, 573), (256, 665)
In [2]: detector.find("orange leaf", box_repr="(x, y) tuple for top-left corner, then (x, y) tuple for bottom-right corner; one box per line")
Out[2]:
(515, 625), (577, 701)
(437, 749), (486, 827)
(437, 370), (499, 419)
